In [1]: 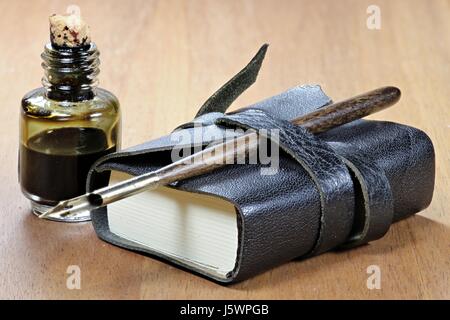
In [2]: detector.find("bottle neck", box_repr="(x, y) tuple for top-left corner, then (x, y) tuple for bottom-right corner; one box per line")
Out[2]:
(41, 43), (100, 102)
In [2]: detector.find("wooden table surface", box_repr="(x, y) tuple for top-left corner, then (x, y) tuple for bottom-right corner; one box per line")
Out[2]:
(0, 0), (448, 299)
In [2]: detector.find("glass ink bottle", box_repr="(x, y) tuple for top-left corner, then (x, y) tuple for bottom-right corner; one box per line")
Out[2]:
(19, 13), (121, 222)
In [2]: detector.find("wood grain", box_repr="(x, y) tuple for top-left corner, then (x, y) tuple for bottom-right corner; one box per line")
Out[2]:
(0, 0), (448, 299)
(293, 86), (400, 132)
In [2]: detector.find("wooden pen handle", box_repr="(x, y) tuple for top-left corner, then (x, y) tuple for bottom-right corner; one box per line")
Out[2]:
(158, 86), (401, 180)
(292, 86), (401, 133)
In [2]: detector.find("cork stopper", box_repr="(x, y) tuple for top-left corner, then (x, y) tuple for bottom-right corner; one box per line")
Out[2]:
(49, 13), (91, 48)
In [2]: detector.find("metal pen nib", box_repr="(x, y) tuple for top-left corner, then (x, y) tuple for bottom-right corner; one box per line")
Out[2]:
(42, 194), (97, 219)
(39, 170), (163, 219)
(39, 86), (401, 220)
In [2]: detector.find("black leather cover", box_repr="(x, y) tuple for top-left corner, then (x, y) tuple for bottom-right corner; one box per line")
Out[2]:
(87, 46), (435, 283)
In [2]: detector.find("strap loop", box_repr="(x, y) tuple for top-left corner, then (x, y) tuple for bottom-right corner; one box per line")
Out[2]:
(338, 156), (394, 248)
(217, 109), (355, 255)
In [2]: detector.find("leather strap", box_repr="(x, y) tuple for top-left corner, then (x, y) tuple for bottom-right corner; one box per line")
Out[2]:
(195, 44), (268, 117)
(174, 112), (224, 131)
(217, 109), (355, 255)
(173, 44), (268, 131)
(338, 156), (394, 248)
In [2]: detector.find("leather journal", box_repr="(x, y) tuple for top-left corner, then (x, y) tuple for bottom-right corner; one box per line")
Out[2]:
(87, 46), (435, 283)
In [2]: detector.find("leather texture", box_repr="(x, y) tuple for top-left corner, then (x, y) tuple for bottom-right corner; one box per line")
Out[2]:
(217, 110), (355, 256)
(87, 47), (435, 284)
